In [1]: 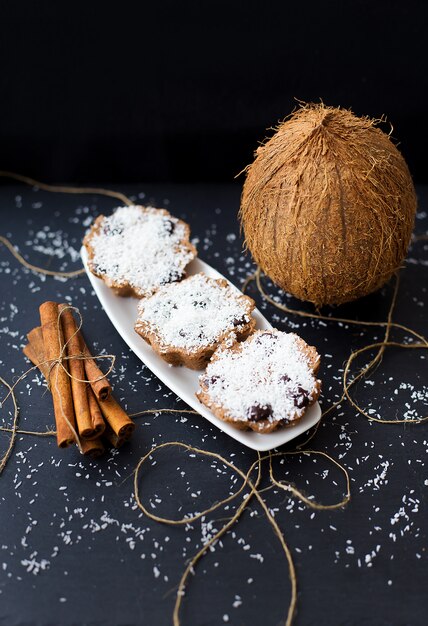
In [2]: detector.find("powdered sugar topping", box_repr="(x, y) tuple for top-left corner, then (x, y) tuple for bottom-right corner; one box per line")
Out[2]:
(199, 331), (320, 423)
(86, 205), (195, 296)
(135, 273), (253, 352)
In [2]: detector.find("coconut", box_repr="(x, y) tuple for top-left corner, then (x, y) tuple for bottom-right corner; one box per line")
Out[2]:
(240, 104), (417, 307)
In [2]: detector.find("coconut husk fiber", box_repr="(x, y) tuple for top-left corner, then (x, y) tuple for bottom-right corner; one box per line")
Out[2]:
(240, 103), (417, 307)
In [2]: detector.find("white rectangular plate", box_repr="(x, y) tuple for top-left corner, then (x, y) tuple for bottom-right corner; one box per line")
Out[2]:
(81, 247), (321, 451)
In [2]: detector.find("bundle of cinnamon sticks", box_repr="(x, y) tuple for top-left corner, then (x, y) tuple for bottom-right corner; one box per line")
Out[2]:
(23, 301), (135, 458)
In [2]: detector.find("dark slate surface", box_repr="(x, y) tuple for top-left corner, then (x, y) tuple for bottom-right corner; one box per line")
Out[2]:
(0, 183), (427, 626)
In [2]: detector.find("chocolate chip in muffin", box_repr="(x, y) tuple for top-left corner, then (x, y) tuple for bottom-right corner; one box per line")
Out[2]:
(103, 224), (124, 237)
(293, 386), (310, 408)
(192, 300), (208, 309)
(247, 403), (273, 422)
(203, 375), (221, 387)
(232, 315), (247, 327)
(163, 219), (176, 235)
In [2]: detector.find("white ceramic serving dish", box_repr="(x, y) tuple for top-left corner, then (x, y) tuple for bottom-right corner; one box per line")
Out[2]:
(80, 248), (321, 451)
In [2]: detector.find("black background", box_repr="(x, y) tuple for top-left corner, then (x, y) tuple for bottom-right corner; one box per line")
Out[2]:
(0, 0), (427, 183)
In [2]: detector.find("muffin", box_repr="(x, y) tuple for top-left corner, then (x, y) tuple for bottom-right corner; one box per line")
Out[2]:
(197, 329), (321, 433)
(134, 273), (256, 369)
(84, 205), (196, 297)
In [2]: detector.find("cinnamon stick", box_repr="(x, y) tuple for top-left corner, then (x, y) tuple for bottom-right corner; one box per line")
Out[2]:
(97, 395), (135, 440)
(26, 322), (107, 441)
(103, 421), (127, 449)
(24, 329), (105, 457)
(59, 304), (96, 439)
(80, 436), (105, 458)
(39, 301), (76, 448)
(23, 301), (131, 457)
(24, 327), (50, 380)
(79, 332), (112, 401)
(86, 385), (106, 439)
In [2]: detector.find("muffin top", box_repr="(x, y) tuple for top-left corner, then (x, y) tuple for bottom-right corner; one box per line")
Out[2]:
(135, 272), (255, 353)
(84, 205), (196, 297)
(197, 330), (321, 429)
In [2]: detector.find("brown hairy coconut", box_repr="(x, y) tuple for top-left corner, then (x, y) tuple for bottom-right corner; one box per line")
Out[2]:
(240, 104), (417, 306)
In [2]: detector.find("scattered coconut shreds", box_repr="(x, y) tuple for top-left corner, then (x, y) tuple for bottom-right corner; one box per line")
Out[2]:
(0, 187), (427, 623)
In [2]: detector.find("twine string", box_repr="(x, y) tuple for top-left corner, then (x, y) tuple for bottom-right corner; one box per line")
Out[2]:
(0, 235), (86, 278)
(0, 426), (56, 437)
(0, 409), (199, 437)
(343, 341), (428, 424)
(0, 170), (133, 206)
(0, 170), (133, 278)
(133, 440), (351, 626)
(246, 267), (427, 343)
(134, 442), (259, 526)
(0, 376), (19, 474)
(57, 305), (117, 386)
(268, 449), (350, 510)
(411, 233), (428, 242)
(1, 353), (115, 406)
